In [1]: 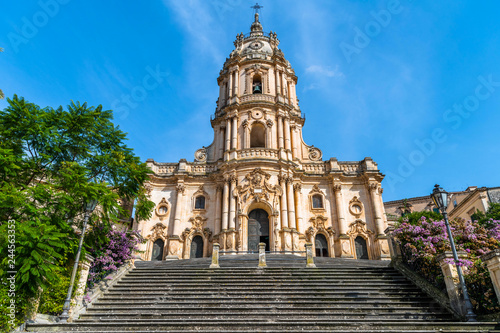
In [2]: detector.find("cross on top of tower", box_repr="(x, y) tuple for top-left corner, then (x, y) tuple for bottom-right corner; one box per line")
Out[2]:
(251, 3), (263, 15)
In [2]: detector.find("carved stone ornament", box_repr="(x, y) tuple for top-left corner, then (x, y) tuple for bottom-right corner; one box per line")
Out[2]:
(251, 109), (264, 120)
(249, 40), (264, 50)
(347, 219), (374, 238)
(266, 119), (274, 128)
(203, 227), (213, 242)
(194, 148), (207, 162)
(147, 222), (167, 241)
(155, 197), (170, 219)
(309, 184), (322, 195)
(236, 168), (283, 210)
(188, 215), (208, 231)
(144, 183), (153, 197)
(308, 147), (322, 161)
(176, 184), (186, 194)
(348, 196), (364, 218)
(306, 215), (335, 245)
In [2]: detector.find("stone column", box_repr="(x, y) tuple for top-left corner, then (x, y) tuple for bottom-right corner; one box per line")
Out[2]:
(280, 176), (288, 229)
(369, 183), (385, 236)
(214, 184), (222, 235)
(293, 183), (302, 231)
(437, 251), (469, 316)
(266, 119), (273, 149)
(231, 116), (238, 150)
(67, 253), (94, 320)
(258, 243), (267, 268)
(210, 243), (220, 268)
(284, 117), (291, 152)
(221, 180), (230, 250)
(481, 250), (500, 304)
(305, 243), (316, 268)
(333, 184), (346, 235)
(242, 120), (248, 149)
(225, 118), (231, 153)
(277, 115), (284, 149)
(172, 183), (185, 236)
(228, 71), (233, 98)
(228, 176), (237, 251)
(290, 125), (298, 159)
(234, 69), (239, 96)
(218, 126), (225, 159)
(333, 184), (352, 258)
(287, 178), (296, 231)
(221, 180), (229, 231)
(275, 69), (281, 95)
(281, 72), (286, 96)
(384, 226), (402, 261)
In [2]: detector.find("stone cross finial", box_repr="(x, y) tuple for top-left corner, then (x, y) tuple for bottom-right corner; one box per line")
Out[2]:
(251, 3), (263, 15)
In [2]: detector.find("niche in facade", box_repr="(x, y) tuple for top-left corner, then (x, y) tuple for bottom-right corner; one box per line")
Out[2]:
(250, 123), (266, 148)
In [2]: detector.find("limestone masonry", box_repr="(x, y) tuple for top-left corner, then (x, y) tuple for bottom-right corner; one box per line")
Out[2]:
(136, 13), (389, 261)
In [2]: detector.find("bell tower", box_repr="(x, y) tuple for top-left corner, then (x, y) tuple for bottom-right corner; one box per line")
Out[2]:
(204, 10), (306, 164)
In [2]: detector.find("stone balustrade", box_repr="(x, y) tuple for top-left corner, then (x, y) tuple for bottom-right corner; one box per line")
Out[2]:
(238, 148), (279, 159)
(303, 163), (326, 174)
(339, 162), (362, 173)
(240, 94), (274, 104)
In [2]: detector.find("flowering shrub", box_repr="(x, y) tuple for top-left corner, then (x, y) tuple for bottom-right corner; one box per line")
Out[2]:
(394, 214), (500, 315)
(86, 228), (143, 290)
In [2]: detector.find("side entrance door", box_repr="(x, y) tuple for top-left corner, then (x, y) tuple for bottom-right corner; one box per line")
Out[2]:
(248, 209), (270, 252)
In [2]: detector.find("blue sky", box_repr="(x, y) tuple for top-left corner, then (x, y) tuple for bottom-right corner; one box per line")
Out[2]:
(1, 1), (499, 201)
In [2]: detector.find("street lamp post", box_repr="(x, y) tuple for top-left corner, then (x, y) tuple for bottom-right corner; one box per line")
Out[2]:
(431, 184), (477, 322)
(59, 199), (98, 322)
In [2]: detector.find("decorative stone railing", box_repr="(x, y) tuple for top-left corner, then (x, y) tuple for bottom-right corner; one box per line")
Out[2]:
(303, 163), (326, 174)
(188, 164), (217, 174)
(339, 162), (363, 173)
(148, 163), (177, 174)
(69, 259), (135, 321)
(240, 94), (274, 104)
(238, 148), (279, 159)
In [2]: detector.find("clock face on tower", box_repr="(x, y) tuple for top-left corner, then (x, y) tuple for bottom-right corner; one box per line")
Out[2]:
(249, 41), (263, 50)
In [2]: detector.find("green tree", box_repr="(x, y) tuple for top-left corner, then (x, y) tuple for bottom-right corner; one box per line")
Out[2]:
(0, 95), (154, 327)
(397, 210), (443, 225)
(471, 202), (500, 227)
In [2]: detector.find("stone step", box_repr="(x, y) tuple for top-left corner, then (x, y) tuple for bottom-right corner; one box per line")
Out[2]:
(26, 320), (498, 332)
(80, 312), (451, 320)
(103, 289), (427, 296)
(89, 300), (439, 309)
(95, 295), (434, 303)
(84, 304), (446, 312)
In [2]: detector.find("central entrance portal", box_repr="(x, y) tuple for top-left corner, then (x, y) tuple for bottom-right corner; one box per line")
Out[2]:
(248, 209), (270, 252)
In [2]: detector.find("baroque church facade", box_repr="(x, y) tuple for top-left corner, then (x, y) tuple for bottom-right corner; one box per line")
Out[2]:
(136, 13), (389, 261)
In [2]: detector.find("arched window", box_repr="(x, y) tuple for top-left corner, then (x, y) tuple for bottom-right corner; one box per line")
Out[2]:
(312, 194), (323, 209)
(195, 196), (205, 210)
(252, 75), (262, 94)
(250, 123), (266, 148)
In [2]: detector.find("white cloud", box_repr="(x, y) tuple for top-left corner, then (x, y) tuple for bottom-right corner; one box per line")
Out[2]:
(162, 0), (225, 64)
(305, 65), (344, 78)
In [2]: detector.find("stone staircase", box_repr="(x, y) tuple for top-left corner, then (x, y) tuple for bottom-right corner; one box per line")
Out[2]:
(27, 255), (500, 332)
